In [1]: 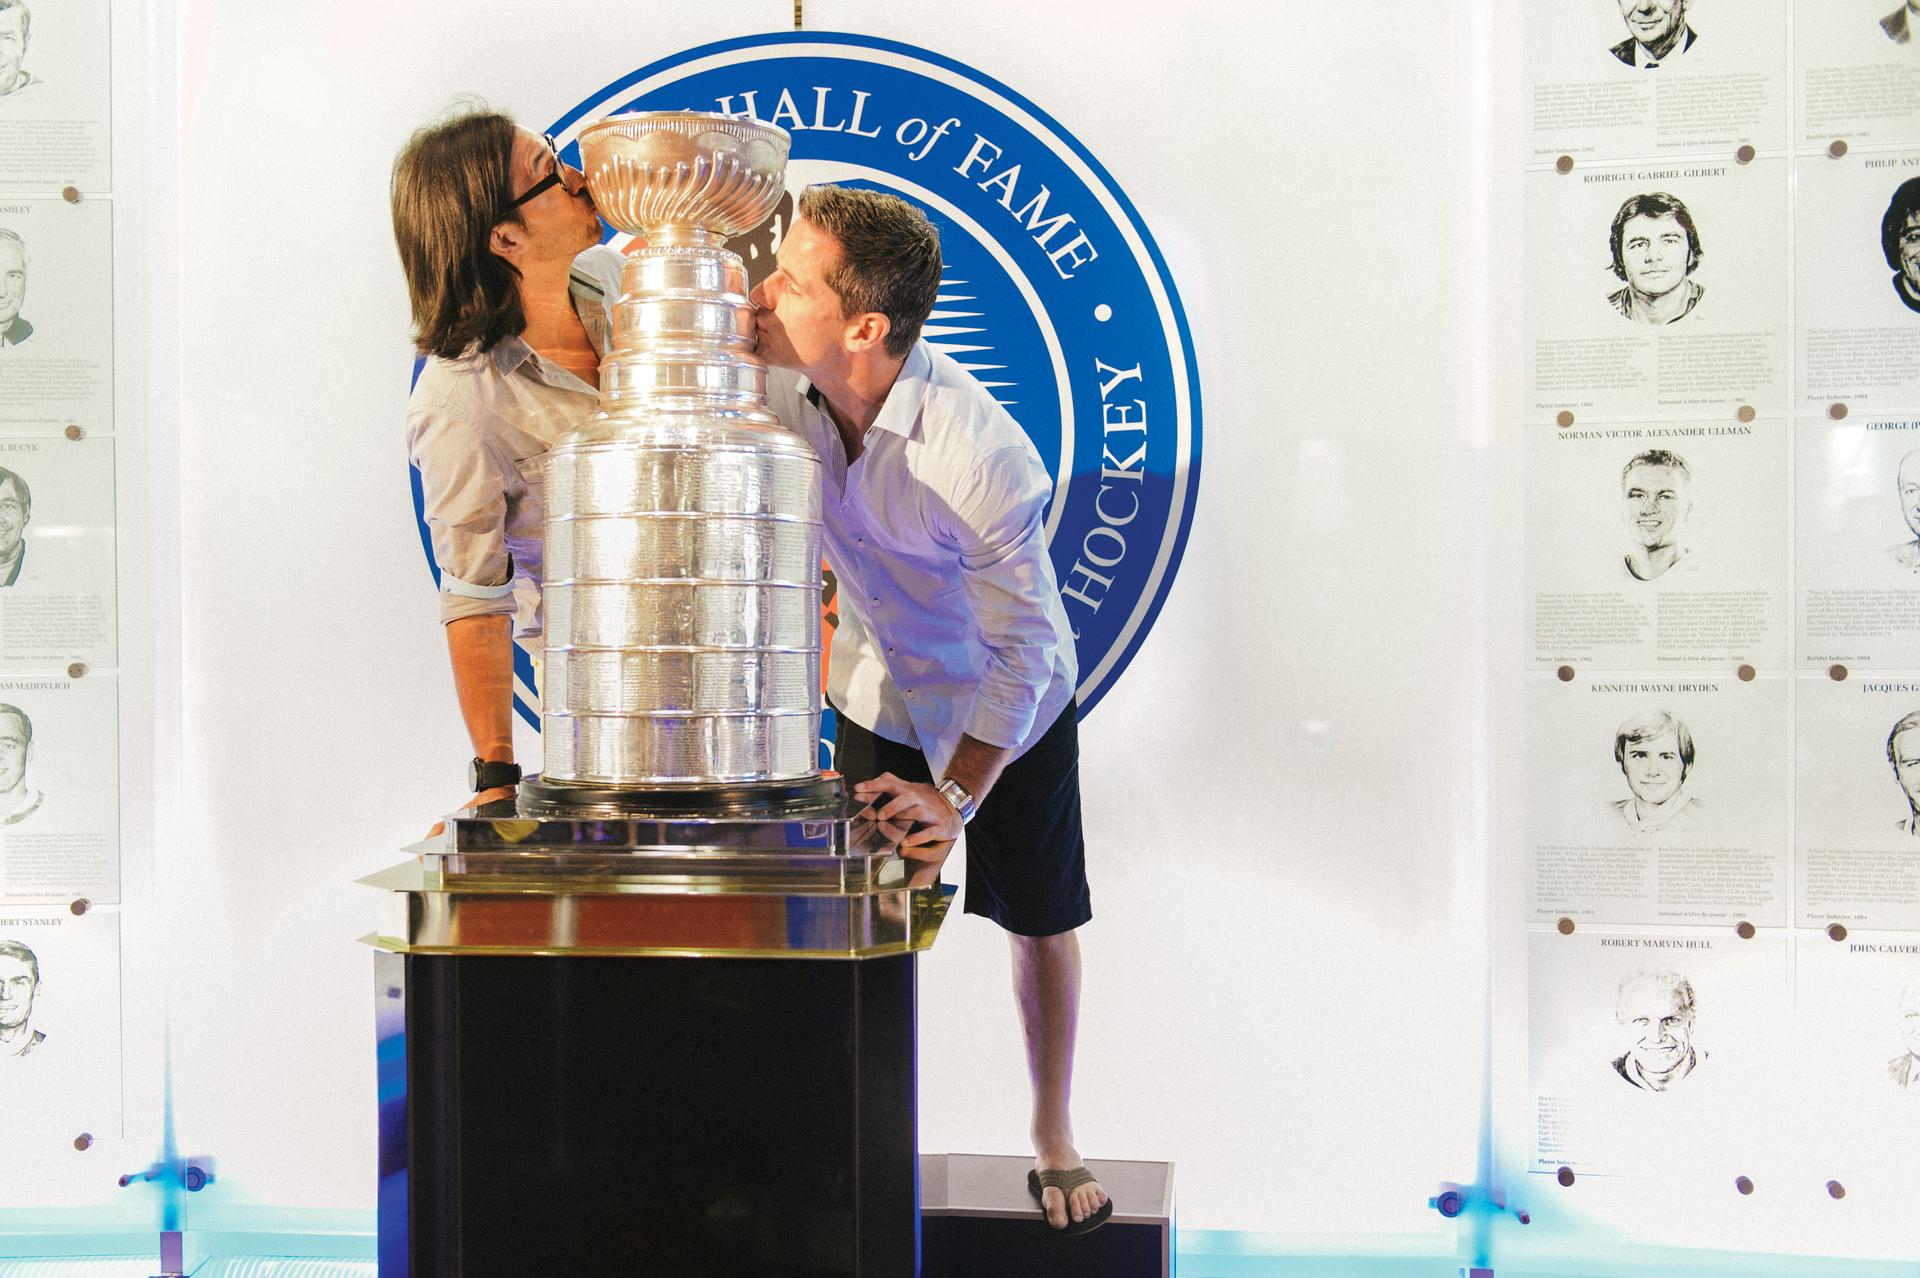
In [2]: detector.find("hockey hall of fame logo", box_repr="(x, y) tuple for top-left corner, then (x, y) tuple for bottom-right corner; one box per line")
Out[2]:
(414, 32), (1202, 728)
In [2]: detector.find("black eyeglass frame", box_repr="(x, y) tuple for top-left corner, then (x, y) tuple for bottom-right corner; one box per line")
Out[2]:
(494, 132), (566, 223)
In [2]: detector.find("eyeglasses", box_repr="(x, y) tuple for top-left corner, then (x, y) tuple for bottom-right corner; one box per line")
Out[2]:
(495, 132), (567, 223)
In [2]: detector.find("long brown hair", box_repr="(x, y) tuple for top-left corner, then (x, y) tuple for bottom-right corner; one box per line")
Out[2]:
(391, 105), (527, 359)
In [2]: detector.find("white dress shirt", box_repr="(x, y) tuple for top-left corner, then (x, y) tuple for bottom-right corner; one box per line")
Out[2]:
(767, 341), (1076, 778)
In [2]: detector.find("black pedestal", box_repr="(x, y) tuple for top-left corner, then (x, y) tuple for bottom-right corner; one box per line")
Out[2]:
(376, 950), (920, 1277)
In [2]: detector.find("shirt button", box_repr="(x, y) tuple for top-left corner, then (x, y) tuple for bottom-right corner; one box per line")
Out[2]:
(871, 595), (880, 603)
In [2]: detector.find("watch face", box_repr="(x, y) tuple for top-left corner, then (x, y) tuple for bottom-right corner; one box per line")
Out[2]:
(938, 779), (974, 821)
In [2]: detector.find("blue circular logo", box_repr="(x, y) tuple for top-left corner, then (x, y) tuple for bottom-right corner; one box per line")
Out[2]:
(414, 32), (1201, 725)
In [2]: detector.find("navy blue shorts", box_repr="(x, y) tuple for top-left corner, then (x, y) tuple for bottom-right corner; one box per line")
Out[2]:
(831, 702), (1092, 938)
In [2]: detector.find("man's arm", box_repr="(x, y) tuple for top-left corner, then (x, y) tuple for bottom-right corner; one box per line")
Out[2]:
(941, 733), (1013, 804)
(408, 390), (526, 827)
(448, 613), (516, 769)
(423, 614), (517, 834)
(858, 731), (1011, 849)
(859, 445), (1066, 848)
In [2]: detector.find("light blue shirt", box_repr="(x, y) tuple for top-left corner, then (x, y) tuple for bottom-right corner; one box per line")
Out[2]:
(767, 341), (1076, 777)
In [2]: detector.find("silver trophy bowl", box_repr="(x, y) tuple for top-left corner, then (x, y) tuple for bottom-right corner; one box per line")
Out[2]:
(530, 111), (824, 806)
(577, 112), (790, 240)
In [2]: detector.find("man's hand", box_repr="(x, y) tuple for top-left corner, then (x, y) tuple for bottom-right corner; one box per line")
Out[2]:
(854, 772), (961, 851)
(425, 784), (518, 839)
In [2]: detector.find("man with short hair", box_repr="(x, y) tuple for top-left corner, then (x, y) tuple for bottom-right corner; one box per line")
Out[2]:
(1886, 711), (1920, 837)
(0, 229), (30, 346)
(1889, 450), (1920, 571)
(750, 185), (1111, 1235)
(1620, 449), (1691, 581)
(1610, 708), (1704, 834)
(0, 0), (36, 101)
(1608, 192), (1704, 325)
(1610, 0), (1696, 68)
(392, 105), (613, 819)
(1612, 970), (1704, 1091)
(1890, 977), (1920, 1089)
(0, 466), (31, 587)
(1881, 179), (1920, 315)
(0, 939), (42, 1056)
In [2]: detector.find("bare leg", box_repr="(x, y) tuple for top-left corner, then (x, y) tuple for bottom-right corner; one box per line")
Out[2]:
(1011, 928), (1108, 1228)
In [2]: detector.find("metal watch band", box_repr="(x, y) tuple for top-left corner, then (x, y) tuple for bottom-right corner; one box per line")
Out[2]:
(935, 777), (977, 825)
(469, 758), (522, 792)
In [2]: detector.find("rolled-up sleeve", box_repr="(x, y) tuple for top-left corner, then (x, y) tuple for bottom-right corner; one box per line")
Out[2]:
(406, 396), (518, 625)
(941, 445), (1063, 749)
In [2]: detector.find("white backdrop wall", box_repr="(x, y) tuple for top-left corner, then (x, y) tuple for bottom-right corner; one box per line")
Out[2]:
(0, 0), (1507, 1254)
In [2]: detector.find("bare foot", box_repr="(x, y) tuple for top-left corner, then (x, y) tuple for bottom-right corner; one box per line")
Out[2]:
(1034, 1144), (1109, 1230)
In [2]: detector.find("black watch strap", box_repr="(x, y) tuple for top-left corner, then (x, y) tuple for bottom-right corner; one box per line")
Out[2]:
(469, 758), (522, 792)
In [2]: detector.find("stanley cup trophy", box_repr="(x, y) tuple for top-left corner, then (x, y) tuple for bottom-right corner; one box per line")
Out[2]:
(531, 112), (825, 807)
(364, 114), (951, 1277)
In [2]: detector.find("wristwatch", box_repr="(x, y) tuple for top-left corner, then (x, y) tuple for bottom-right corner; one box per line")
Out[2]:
(935, 777), (977, 825)
(469, 757), (522, 793)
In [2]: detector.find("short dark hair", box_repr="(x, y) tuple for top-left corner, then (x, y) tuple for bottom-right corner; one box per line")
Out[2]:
(0, 702), (32, 748)
(1610, 192), (1701, 282)
(0, 466), (33, 518)
(0, 939), (37, 986)
(796, 186), (941, 359)
(1621, 448), (1691, 487)
(391, 104), (527, 360)
(1883, 178), (1920, 273)
(1614, 709), (1694, 780)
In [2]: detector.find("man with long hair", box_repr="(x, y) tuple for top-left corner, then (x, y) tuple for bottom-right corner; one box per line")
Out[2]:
(1881, 178), (1920, 315)
(1607, 192), (1704, 325)
(391, 104), (612, 817)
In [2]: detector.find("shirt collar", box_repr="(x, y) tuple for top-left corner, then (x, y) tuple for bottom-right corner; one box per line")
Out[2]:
(485, 251), (615, 382)
(869, 340), (932, 439)
(568, 252), (614, 354)
(798, 340), (933, 442)
(488, 336), (535, 377)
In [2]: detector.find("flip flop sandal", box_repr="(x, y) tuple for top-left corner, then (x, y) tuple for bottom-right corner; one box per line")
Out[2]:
(1027, 1166), (1114, 1237)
